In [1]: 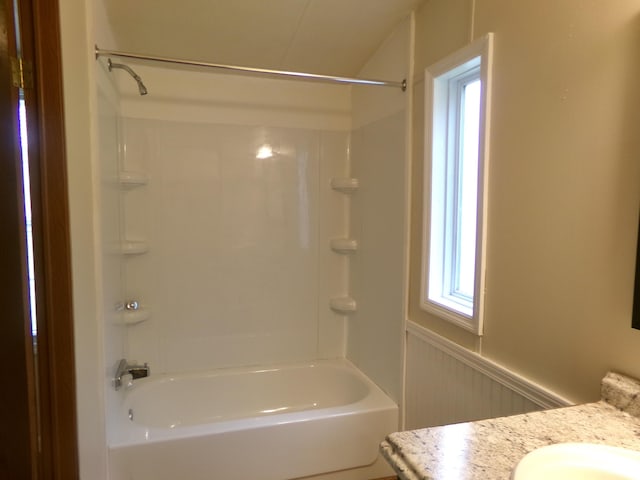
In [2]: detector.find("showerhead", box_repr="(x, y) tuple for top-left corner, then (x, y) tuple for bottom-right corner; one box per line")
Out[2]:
(107, 59), (148, 96)
(136, 78), (148, 96)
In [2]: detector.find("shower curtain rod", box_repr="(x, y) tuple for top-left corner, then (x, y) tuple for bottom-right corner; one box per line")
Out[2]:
(95, 46), (407, 91)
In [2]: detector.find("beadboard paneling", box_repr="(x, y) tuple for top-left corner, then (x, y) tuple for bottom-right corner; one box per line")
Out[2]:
(405, 322), (571, 430)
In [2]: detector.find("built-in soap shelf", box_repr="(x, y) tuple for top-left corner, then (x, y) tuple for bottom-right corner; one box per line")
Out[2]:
(120, 240), (149, 255)
(120, 308), (151, 326)
(119, 171), (148, 188)
(330, 238), (358, 254)
(330, 296), (357, 314)
(329, 179), (358, 313)
(114, 301), (151, 326)
(330, 177), (359, 194)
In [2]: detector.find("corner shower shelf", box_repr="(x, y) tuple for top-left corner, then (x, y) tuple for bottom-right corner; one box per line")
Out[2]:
(120, 240), (149, 255)
(330, 296), (357, 314)
(330, 177), (359, 194)
(119, 171), (149, 188)
(120, 308), (151, 326)
(330, 238), (358, 254)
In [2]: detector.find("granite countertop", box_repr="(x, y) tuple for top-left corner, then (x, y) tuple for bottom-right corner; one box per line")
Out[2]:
(381, 372), (640, 480)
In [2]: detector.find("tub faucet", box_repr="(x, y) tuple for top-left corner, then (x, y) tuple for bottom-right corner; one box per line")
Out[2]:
(114, 358), (150, 390)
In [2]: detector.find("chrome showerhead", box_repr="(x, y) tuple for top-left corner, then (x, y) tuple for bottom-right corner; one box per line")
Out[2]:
(107, 59), (148, 96)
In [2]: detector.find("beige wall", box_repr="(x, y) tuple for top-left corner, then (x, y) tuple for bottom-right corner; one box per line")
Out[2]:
(410, 0), (640, 402)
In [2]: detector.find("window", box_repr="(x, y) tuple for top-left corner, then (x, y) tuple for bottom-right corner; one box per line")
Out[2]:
(421, 34), (493, 335)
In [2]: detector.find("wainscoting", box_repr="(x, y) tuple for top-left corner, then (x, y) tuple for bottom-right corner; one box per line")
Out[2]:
(405, 322), (571, 430)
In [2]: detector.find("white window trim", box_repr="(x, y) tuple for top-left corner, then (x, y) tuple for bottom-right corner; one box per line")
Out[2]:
(420, 33), (494, 335)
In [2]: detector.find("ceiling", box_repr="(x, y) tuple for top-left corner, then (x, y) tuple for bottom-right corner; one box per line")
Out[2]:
(104, 0), (424, 77)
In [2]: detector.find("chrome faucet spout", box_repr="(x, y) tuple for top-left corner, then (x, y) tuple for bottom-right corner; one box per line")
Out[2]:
(114, 358), (150, 390)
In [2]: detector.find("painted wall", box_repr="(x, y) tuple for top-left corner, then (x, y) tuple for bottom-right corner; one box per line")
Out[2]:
(347, 17), (413, 403)
(409, 0), (640, 403)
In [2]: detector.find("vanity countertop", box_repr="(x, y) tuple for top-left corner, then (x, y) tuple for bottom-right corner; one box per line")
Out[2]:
(381, 372), (640, 480)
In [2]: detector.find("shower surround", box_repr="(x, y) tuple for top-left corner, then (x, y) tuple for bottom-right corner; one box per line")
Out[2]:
(103, 62), (355, 373)
(120, 114), (350, 374)
(97, 16), (411, 480)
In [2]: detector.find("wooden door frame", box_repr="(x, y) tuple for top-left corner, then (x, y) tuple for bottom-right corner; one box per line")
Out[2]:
(29, 0), (79, 477)
(0, 0), (79, 477)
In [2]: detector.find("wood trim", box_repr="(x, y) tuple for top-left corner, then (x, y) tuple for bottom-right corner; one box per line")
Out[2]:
(31, 0), (79, 477)
(633, 214), (640, 330)
(16, 0), (79, 477)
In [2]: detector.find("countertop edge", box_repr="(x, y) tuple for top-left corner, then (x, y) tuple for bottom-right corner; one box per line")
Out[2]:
(380, 440), (422, 480)
(381, 371), (640, 480)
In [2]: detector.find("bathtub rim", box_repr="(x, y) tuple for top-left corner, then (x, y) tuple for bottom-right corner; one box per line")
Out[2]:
(109, 357), (398, 448)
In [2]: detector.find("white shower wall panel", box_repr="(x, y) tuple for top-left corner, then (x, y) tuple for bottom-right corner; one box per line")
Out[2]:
(96, 69), (127, 444)
(317, 131), (351, 359)
(121, 117), (349, 373)
(348, 111), (407, 404)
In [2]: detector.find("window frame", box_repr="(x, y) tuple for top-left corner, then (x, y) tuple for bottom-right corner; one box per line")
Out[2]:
(420, 33), (494, 335)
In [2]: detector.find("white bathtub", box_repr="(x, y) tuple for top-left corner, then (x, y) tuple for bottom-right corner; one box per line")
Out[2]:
(108, 359), (398, 480)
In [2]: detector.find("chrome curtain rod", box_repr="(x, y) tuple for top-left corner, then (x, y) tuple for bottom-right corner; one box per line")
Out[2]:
(95, 46), (406, 91)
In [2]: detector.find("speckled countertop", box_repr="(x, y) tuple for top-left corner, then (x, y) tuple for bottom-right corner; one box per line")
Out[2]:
(381, 372), (640, 479)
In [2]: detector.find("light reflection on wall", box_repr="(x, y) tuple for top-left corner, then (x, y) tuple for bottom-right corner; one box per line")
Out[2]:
(256, 144), (274, 159)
